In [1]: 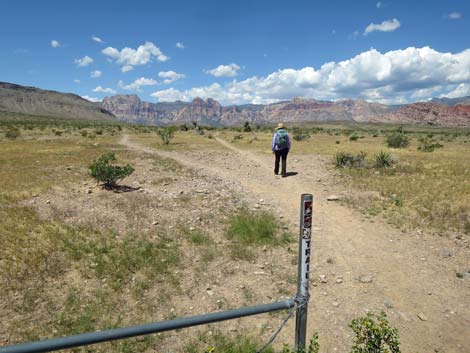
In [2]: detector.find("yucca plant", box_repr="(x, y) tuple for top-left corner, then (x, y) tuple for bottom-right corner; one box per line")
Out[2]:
(375, 151), (393, 168)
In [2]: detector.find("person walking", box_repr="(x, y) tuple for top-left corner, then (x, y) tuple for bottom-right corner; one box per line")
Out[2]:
(272, 123), (291, 177)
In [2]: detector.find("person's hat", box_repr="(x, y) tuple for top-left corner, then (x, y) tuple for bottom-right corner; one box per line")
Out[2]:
(275, 123), (285, 130)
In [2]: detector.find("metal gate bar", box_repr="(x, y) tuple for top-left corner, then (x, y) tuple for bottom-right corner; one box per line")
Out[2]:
(1, 300), (295, 353)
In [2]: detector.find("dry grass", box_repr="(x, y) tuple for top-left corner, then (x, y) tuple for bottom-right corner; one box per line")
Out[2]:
(197, 126), (470, 237)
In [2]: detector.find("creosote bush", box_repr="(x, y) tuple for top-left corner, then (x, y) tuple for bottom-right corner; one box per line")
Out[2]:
(417, 136), (443, 152)
(89, 152), (134, 189)
(350, 311), (400, 353)
(385, 131), (409, 148)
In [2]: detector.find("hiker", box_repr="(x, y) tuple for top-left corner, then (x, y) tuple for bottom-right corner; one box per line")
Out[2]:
(272, 123), (291, 177)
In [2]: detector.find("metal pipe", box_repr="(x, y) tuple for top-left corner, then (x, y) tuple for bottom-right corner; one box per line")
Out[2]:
(1, 300), (295, 353)
(295, 194), (313, 349)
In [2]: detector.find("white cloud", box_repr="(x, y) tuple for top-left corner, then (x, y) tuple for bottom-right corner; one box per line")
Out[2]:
(150, 46), (470, 105)
(74, 56), (94, 67)
(376, 2), (383, 8)
(364, 18), (400, 35)
(118, 77), (158, 91)
(158, 70), (186, 84)
(447, 12), (462, 20)
(102, 42), (168, 72)
(92, 36), (104, 43)
(51, 40), (61, 48)
(440, 83), (470, 98)
(205, 63), (240, 77)
(90, 70), (102, 78)
(74, 79), (81, 84)
(121, 65), (134, 73)
(81, 95), (101, 102)
(92, 86), (116, 94)
(176, 42), (185, 49)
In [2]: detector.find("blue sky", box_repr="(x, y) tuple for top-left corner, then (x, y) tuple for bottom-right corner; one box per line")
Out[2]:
(1, 0), (469, 105)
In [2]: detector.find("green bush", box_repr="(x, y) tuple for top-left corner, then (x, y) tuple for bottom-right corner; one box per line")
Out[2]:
(350, 312), (400, 353)
(243, 121), (252, 132)
(417, 136), (443, 152)
(293, 133), (310, 141)
(385, 131), (409, 148)
(375, 151), (393, 168)
(334, 151), (366, 168)
(5, 127), (21, 139)
(349, 133), (359, 141)
(89, 152), (134, 189)
(157, 126), (176, 145)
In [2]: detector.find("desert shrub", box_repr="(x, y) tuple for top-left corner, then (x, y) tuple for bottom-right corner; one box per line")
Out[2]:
(349, 133), (359, 141)
(334, 151), (366, 168)
(375, 151), (393, 168)
(89, 152), (134, 189)
(5, 127), (21, 139)
(281, 332), (320, 353)
(207, 134), (214, 139)
(232, 134), (243, 141)
(293, 133), (310, 141)
(417, 136), (443, 152)
(157, 126), (176, 145)
(336, 140), (340, 144)
(95, 129), (103, 135)
(54, 130), (63, 136)
(350, 312), (400, 353)
(386, 131), (409, 148)
(180, 123), (189, 131)
(243, 121), (252, 132)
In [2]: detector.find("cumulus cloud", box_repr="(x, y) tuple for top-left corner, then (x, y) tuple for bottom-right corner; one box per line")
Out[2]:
(376, 2), (383, 8)
(81, 95), (101, 102)
(90, 70), (102, 78)
(102, 42), (168, 72)
(92, 36), (104, 43)
(92, 86), (116, 94)
(51, 40), (61, 48)
(158, 70), (186, 84)
(176, 42), (185, 49)
(118, 77), (158, 91)
(121, 65), (134, 73)
(205, 63), (240, 77)
(74, 79), (81, 84)
(74, 56), (93, 67)
(150, 46), (470, 105)
(364, 18), (400, 35)
(447, 12), (462, 20)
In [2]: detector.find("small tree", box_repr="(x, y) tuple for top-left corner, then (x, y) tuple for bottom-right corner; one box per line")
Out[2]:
(243, 121), (252, 132)
(89, 152), (134, 189)
(157, 126), (176, 145)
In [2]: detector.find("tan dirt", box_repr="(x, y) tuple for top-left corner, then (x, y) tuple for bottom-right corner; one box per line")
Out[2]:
(121, 134), (470, 353)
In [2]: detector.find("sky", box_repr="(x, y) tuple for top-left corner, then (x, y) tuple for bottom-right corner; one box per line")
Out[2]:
(1, 0), (469, 105)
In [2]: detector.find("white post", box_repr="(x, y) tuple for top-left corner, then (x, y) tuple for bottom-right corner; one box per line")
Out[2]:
(295, 194), (313, 350)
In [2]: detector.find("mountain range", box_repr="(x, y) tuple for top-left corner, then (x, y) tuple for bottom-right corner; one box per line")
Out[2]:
(101, 94), (470, 126)
(1, 81), (469, 126)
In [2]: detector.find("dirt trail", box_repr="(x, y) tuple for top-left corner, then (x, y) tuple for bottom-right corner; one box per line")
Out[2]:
(121, 134), (469, 353)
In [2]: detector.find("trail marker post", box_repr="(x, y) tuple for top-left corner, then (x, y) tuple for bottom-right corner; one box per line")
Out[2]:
(295, 194), (313, 349)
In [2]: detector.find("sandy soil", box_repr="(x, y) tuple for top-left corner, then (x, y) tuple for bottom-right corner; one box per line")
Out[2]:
(120, 134), (470, 353)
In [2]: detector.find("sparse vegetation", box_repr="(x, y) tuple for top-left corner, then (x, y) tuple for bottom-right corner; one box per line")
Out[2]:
(334, 151), (366, 168)
(5, 126), (21, 139)
(89, 152), (135, 189)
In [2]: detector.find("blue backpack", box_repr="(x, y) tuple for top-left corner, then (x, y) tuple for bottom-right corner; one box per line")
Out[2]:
(275, 129), (289, 150)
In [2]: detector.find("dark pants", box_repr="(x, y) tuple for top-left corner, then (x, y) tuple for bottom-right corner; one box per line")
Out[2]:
(274, 149), (288, 176)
